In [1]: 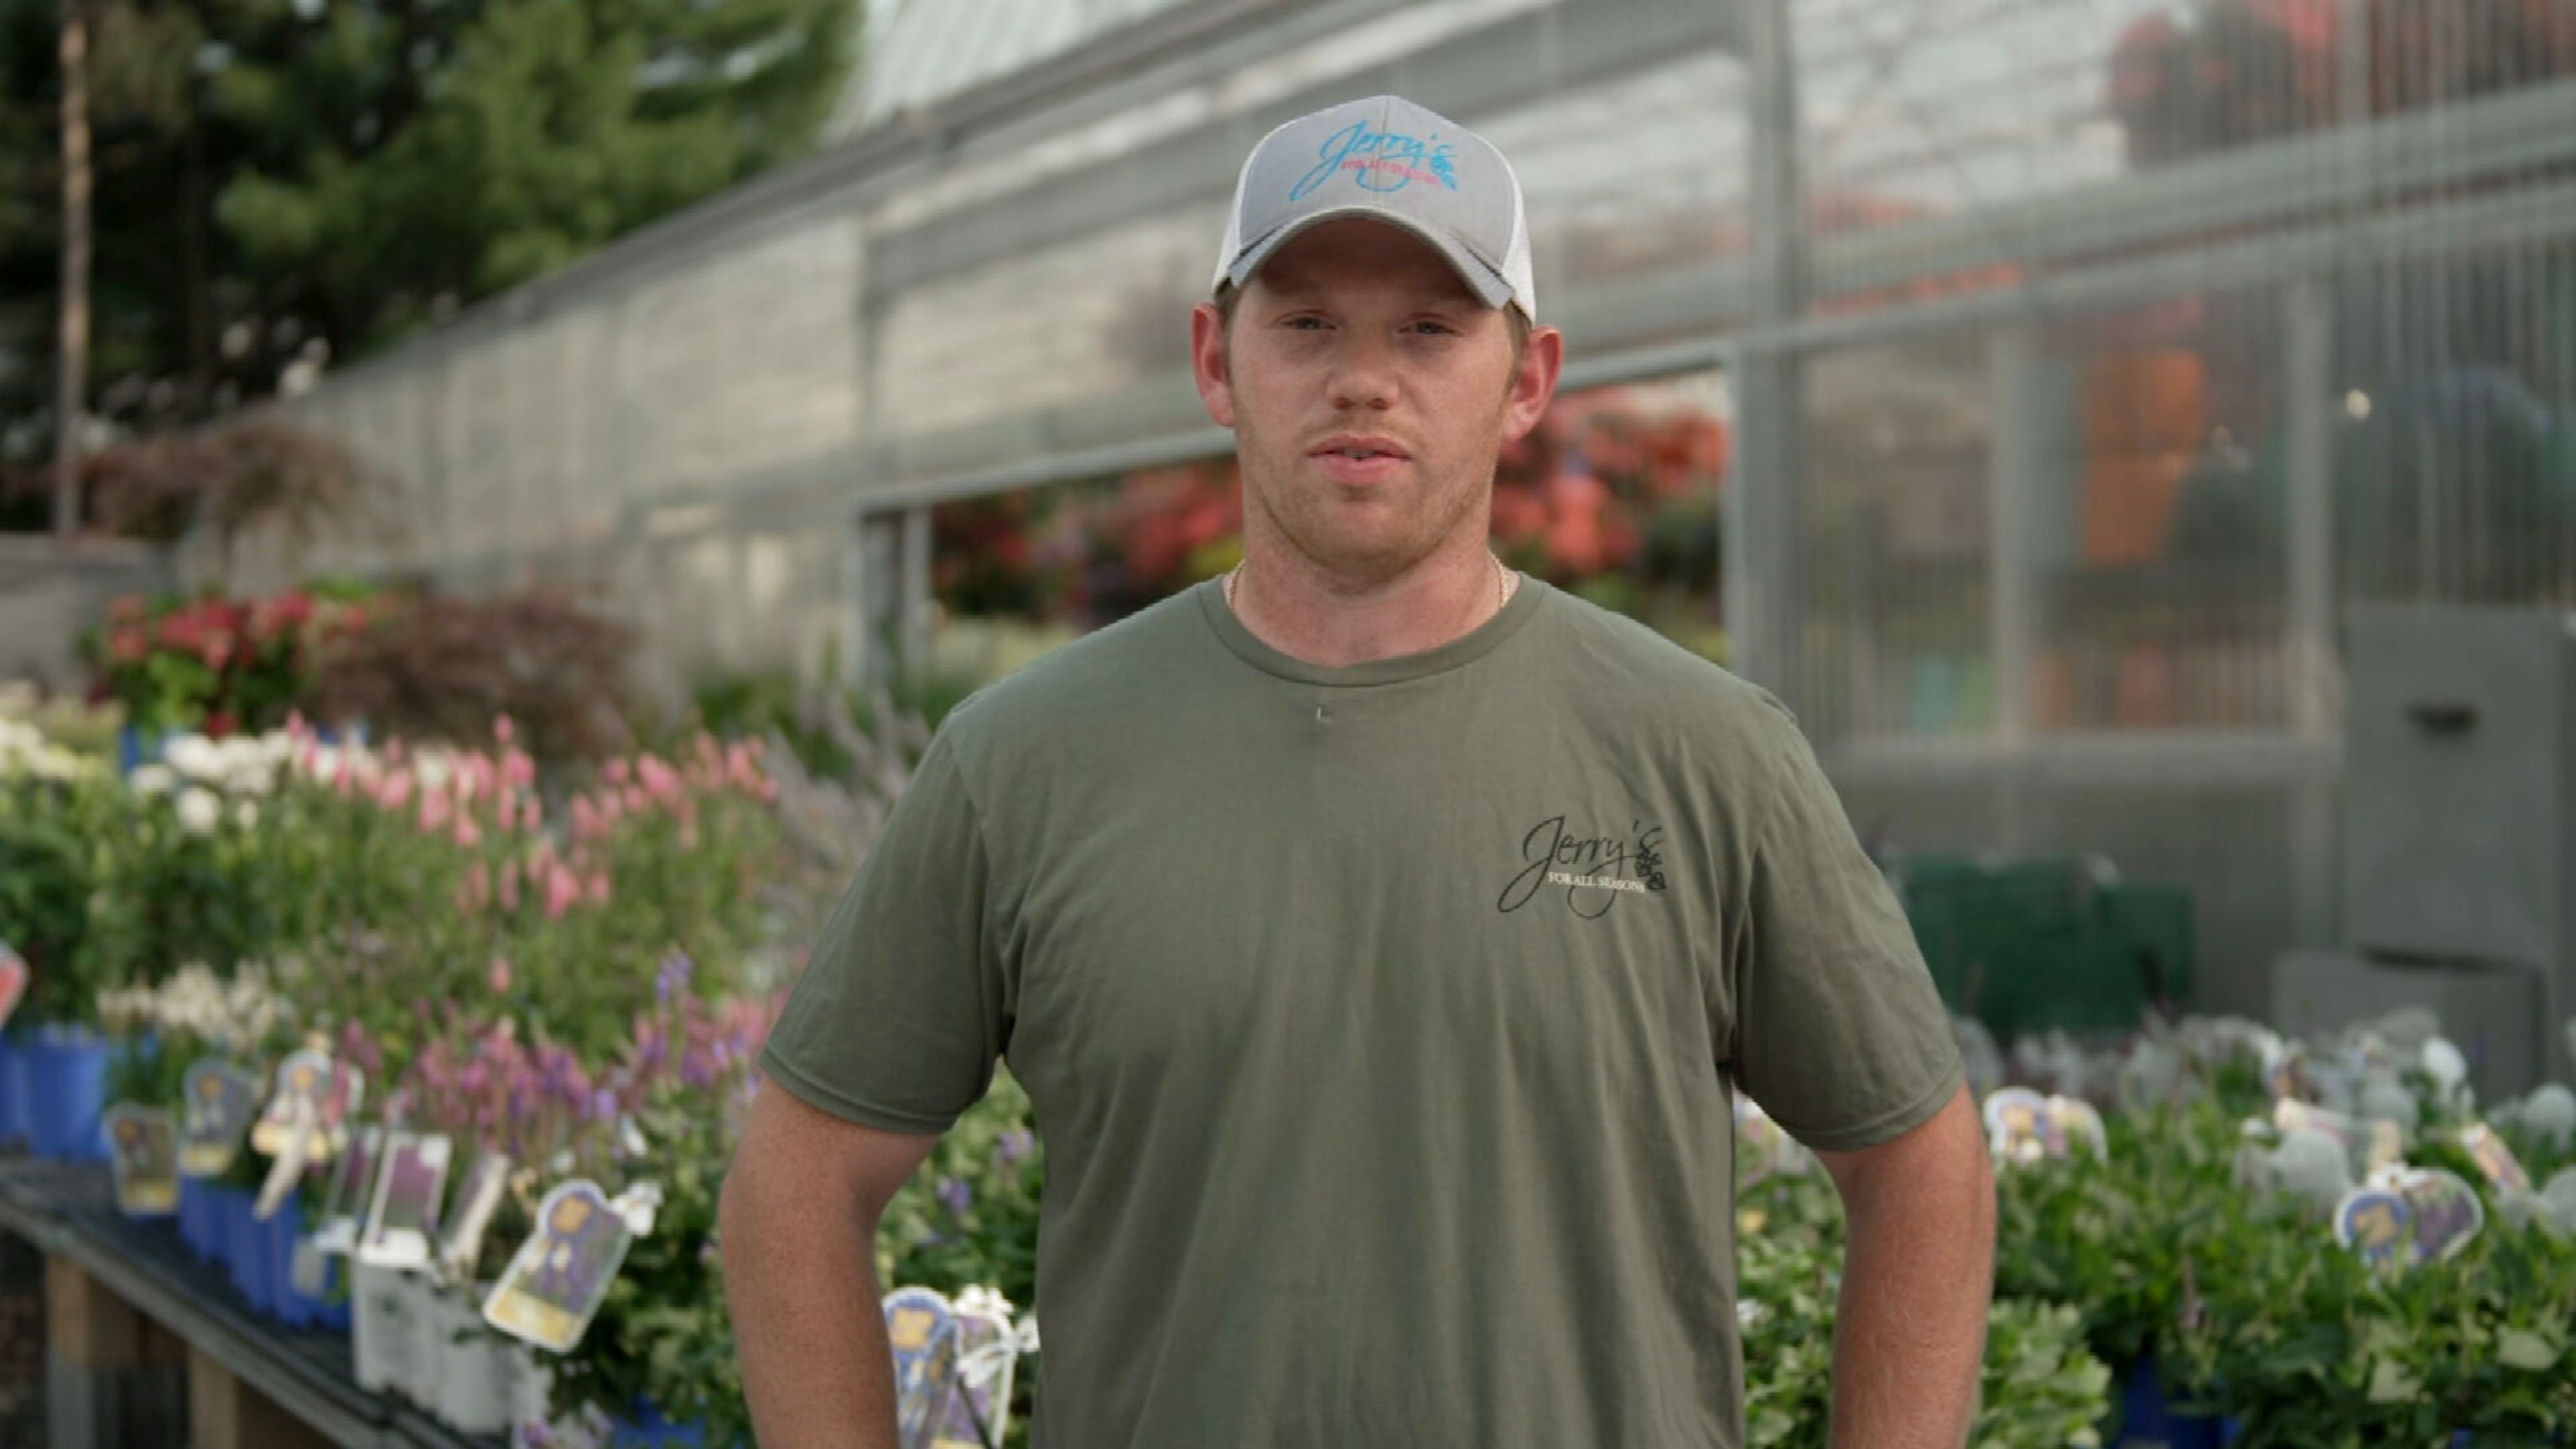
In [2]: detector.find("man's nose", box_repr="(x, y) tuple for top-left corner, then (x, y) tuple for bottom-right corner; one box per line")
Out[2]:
(1327, 334), (1399, 412)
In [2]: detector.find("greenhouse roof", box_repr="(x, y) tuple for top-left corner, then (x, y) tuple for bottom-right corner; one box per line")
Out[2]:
(827, 0), (1206, 137)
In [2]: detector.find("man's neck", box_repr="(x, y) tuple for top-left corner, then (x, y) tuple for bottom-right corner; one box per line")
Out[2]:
(1226, 544), (1514, 667)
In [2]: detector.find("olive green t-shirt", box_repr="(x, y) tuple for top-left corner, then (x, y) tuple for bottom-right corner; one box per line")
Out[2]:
(761, 577), (1961, 1448)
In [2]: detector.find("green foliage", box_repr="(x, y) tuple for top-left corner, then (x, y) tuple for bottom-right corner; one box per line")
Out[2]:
(1732, 1172), (2111, 1447)
(211, 0), (855, 352)
(0, 0), (858, 480)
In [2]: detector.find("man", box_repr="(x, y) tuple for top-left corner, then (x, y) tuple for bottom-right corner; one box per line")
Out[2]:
(724, 95), (1996, 1448)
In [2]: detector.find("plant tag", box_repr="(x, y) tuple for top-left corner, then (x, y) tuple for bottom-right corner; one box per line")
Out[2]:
(481, 1181), (631, 1353)
(360, 1133), (451, 1270)
(253, 1098), (314, 1222)
(884, 1285), (958, 1449)
(2052, 1098), (2109, 1159)
(2335, 1167), (2485, 1272)
(311, 1126), (382, 1255)
(932, 1288), (1026, 1449)
(0, 941), (26, 1031)
(252, 1051), (357, 1161)
(2459, 1123), (2532, 1193)
(103, 1105), (179, 1217)
(179, 1061), (261, 1178)
(1984, 1089), (2103, 1164)
(609, 1181), (662, 1239)
(437, 1153), (512, 1285)
(1985, 1088), (2053, 1163)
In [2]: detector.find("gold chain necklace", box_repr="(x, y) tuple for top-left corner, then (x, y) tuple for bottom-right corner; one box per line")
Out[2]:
(1226, 553), (1514, 615)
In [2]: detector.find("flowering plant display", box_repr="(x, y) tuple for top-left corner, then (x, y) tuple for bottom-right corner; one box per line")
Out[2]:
(86, 589), (372, 737)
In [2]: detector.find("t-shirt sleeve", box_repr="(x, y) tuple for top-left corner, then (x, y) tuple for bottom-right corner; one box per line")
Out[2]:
(759, 724), (1012, 1136)
(1728, 698), (1962, 1152)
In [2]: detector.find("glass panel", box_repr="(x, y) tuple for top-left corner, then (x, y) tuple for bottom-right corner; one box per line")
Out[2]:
(2027, 288), (2292, 732)
(1798, 333), (1997, 743)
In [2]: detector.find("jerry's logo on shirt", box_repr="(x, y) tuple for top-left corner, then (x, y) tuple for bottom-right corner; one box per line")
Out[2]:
(1497, 815), (1670, 919)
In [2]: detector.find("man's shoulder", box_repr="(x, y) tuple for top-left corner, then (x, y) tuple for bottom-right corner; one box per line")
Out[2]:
(1535, 585), (1797, 737)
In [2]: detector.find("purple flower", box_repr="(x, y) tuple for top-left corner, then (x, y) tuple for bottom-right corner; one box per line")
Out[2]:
(589, 1088), (619, 1124)
(936, 1177), (973, 1215)
(656, 953), (694, 1007)
(998, 1128), (1035, 1166)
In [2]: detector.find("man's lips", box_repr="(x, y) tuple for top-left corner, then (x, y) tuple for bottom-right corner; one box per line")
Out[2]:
(1309, 435), (1410, 486)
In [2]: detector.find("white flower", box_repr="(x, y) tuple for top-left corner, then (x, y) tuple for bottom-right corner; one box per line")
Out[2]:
(164, 734), (226, 784)
(129, 764), (178, 797)
(236, 799), (260, 830)
(176, 787), (221, 834)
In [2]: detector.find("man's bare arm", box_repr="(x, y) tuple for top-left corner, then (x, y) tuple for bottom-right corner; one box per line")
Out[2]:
(721, 1083), (942, 1449)
(1812, 1085), (1996, 1449)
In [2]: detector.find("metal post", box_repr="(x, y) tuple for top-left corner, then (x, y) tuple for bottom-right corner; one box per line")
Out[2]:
(1725, 0), (1807, 703)
(900, 505), (932, 685)
(2284, 278), (2340, 948)
(841, 510), (873, 690)
(1991, 325), (2041, 849)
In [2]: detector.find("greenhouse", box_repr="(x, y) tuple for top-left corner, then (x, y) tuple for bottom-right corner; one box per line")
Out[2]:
(228, 0), (2576, 1016)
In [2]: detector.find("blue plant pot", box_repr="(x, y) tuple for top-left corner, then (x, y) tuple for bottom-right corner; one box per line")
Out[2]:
(117, 726), (166, 776)
(2118, 1357), (2225, 1449)
(0, 1034), (23, 1150)
(177, 1177), (209, 1259)
(269, 1197), (319, 1331)
(226, 1190), (274, 1316)
(315, 1254), (352, 1334)
(610, 1400), (709, 1449)
(29, 1028), (109, 1162)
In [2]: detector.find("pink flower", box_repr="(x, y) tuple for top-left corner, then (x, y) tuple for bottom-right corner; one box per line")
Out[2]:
(498, 791), (520, 834)
(494, 714), (517, 746)
(524, 795), (544, 832)
(419, 788), (451, 834)
(462, 861), (489, 912)
(454, 814), (483, 849)
(585, 870), (611, 906)
(490, 958), (512, 994)
(498, 860), (520, 911)
(605, 759), (631, 787)
(572, 797), (605, 842)
(375, 769), (416, 814)
(544, 861), (583, 920)
(639, 756), (683, 802)
(505, 750), (536, 791)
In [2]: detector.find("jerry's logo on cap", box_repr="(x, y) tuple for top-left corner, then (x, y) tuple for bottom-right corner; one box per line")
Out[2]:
(1289, 120), (1460, 202)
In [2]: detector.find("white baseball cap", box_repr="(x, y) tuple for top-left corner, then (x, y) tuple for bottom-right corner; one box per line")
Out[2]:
(1212, 95), (1538, 321)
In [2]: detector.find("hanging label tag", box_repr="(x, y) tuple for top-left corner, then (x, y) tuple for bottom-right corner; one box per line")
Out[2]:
(2459, 1123), (2532, 1195)
(883, 1286), (958, 1449)
(2335, 1167), (2485, 1273)
(609, 1181), (663, 1239)
(253, 1098), (314, 1222)
(179, 1061), (261, 1179)
(437, 1153), (514, 1287)
(932, 1288), (1026, 1449)
(103, 1105), (180, 1218)
(311, 1125), (383, 1256)
(481, 1181), (633, 1353)
(359, 1133), (452, 1271)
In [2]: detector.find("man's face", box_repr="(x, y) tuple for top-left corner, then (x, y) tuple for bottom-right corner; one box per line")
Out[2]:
(1191, 218), (1561, 590)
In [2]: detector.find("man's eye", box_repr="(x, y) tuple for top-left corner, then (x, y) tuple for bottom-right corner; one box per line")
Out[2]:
(1406, 320), (1458, 336)
(1281, 316), (1329, 330)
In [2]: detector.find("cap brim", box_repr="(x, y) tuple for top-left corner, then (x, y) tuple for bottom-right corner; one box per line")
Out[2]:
(1223, 204), (1517, 311)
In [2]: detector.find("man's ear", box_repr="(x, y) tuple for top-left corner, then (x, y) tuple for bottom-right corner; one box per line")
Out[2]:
(1191, 302), (1236, 429)
(1502, 325), (1565, 444)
